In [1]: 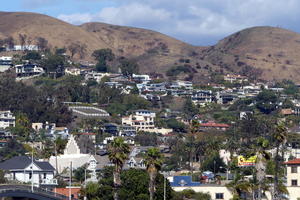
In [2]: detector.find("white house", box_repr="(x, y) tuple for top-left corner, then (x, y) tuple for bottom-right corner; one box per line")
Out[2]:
(191, 90), (213, 106)
(284, 158), (300, 199)
(86, 155), (111, 182)
(84, 71), (111, 83)
(168, 175), (233, 200)
(0, 156), (57, 188)
(15, 64), (44, 78)
(132, 74), (151, 83)
(0, 111), (15, 129)
(224, 74), (248, 83)
(0, 56), (12, 72)
(49, 135), (91, 173)
(6, 45), (39, 51)
(122, 111), (155, 132)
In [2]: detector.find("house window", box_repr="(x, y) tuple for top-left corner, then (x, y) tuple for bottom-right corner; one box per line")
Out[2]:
(216, 193), (224, 199)
(29, 172), (32, 179)
(43, 173), (46, 179)
(292, 166), (298, 173)
(292, 179), (298, 186)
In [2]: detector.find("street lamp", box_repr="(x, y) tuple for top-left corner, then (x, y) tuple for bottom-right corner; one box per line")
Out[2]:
(84, 168), (87, 200)
(161, 171), (169, 200)
(31, 144), (34, 192)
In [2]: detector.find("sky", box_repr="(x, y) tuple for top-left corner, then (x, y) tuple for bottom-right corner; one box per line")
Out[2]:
(2, 0), (300, 45)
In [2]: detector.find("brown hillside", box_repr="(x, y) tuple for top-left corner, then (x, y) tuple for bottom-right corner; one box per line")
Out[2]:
(0, 12), (110, 57)
(202, 26), (300, 82)
(0, 12), (212, 82)
(80, 22), (193, 57)
(2, 12), (300, 83)
(80, 22), (213, 78)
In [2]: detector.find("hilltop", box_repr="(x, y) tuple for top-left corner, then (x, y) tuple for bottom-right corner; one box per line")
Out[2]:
(1, 12), (300, 82)
(202, 26), (300, 82)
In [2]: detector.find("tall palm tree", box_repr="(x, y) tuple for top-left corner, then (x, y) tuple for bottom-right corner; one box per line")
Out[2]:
(254, 137), (270, 200)
(108, 137), (130, 200)
(144, 147), (164, 200)
(226, 172), (252, 199)
(273, 122), (287, 200)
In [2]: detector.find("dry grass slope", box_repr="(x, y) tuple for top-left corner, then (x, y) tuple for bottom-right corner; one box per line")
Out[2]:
(1, 12), (300, 83)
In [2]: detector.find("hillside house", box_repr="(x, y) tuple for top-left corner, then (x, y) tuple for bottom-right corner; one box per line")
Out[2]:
(137, 83), (166, 93)
(6, 45), (38, 51)
(122, 110), (156, 132)
(284, 158), (300, 199)
(102, 123), (136, 137)
(216, 92), (238, 104)
(0, 56), (12, 72)
(0, 111), (15, 129)
(169, 81), (193, 90)
(191, 90), (213, 106)
(15, 64), (44, 78)
(132, 74), (151, 83)
(224, 74), (248, 83)
(84, 71), (110, 83)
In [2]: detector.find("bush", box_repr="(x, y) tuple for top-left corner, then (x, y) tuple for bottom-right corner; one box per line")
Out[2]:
(166, 66), (191, 77)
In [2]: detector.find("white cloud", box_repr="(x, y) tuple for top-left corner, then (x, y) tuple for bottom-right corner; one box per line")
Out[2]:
(58, 13), (94, 25)
(57, 0), (300, 45)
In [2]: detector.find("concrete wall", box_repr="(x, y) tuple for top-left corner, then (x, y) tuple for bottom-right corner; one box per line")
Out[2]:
(172, 185), (233, 200)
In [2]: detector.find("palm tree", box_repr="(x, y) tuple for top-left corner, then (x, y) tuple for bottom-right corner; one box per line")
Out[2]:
(144, 147), (164, 200)
(273, 122), (287, 200)
(254, 137), (271, 200)
(108, 137), (130, 200)
(226, 172), (252, 199)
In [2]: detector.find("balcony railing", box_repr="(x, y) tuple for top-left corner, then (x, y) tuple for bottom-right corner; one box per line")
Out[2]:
(41, 178), (58, 185)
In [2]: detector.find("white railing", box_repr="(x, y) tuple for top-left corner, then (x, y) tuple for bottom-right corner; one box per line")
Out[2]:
(40, 178), (58, 185)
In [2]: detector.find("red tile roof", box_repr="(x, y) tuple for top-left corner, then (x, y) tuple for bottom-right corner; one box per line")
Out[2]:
(284, 158), (300, 165)
(80, 132), (96, 136)
(54, 187), (81, 199)
(199, 122), (230, 128)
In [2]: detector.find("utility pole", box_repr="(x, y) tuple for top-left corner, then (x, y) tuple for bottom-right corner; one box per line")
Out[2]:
(69, 161), (72, 200)
(55, 141), (58, 175)
(163, 174), (166, 200)
(31, 142), (34, 192)
(84, 168), (87, 200)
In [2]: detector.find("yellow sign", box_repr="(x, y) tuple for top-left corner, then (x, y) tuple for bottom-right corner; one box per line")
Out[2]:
(238, 156), (257, 166)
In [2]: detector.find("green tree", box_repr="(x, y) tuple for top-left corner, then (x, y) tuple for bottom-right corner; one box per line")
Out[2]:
(172, 189), (211, 200)
(55, 137), (68, 154)
(183, 98), (198, 117)
(74, 165), (90, 183)
(144, 148), (164, 200)
(23, 51), (41, 60)
(92, 49), (115, 72)
(272, 123), (288, 200)
(84, 167), (173, 200)
(41, 53), (67, 77)
(166, 118), (187, 133)
(10, 113), (31, 140)
(135, 132), (157, 146)
(119, 58), (139, 77)
(255, 90), (278, 114)
(55, 47), (66, 55)
(0, 170), (7, 184)
(108, 137), (130, 200)
(201, 152), (226, 173)
(0, 139), (26, 161)
(81, 182), (101, 200)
